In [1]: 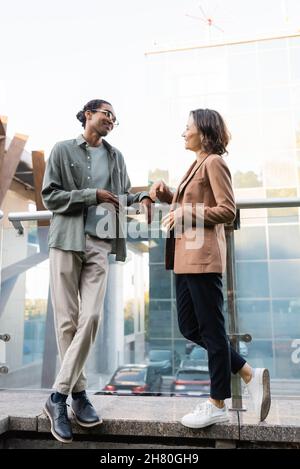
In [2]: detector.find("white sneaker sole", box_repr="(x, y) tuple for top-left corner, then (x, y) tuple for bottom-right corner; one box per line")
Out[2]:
(181, 414), (229, 429)
(258, 368), (271, 421)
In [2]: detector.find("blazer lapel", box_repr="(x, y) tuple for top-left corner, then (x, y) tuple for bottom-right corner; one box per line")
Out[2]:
(172, 155), (210, 203)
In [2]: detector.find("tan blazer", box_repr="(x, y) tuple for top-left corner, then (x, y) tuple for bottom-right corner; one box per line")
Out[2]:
(165, 154), (236, 274)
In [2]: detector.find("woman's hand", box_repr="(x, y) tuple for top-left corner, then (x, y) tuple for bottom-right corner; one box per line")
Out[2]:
(161, 208), (182, 232)
(149, 180), (173, 204)
(161, 211), (175, 231)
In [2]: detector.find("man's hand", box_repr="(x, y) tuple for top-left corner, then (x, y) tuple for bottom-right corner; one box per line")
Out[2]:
(96, 189), (119, 212)
(149, 180), (173, 204)
(140, 197), (153, 224)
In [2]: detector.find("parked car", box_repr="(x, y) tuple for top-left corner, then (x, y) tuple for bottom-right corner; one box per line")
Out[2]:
(170, 366), (210, 396)
(147, 349), (181, 375)
(99, 364), (162, 396)
(180, 346), (208, 368)
(183, 342), (248, 366)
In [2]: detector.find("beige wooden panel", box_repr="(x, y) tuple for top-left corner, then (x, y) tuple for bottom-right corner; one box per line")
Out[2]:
(0, 115), (8, 176)
(32, 150), (49, 226)
(0, 133), (28, 206)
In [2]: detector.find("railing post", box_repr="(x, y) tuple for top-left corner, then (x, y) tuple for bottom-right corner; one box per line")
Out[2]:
(225, 209), (248, 410)
(0, 333), (10, 374)
(0, 210), (9, 373)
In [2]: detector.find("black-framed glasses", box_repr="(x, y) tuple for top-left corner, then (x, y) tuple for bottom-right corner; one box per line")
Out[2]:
(91, 109), (119, 126)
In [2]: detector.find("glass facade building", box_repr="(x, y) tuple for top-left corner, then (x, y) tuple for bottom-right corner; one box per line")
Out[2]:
(146, 33), (300, 383)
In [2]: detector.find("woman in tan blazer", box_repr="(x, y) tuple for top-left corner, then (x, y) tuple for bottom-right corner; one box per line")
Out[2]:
(150, 108), (271, 428)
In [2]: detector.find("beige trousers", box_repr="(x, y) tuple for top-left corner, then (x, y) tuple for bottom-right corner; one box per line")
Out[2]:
(49, 235), (111, 394)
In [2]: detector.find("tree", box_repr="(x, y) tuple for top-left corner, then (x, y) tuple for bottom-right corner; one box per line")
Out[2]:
(233, 170), (262, 188)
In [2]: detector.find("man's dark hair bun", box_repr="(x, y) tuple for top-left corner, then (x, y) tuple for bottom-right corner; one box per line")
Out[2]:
(76, 110), (85, 123)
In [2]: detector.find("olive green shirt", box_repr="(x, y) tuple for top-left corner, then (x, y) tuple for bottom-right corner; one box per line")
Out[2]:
(83, 142), (111, 239)
(42, 135), (149, 261)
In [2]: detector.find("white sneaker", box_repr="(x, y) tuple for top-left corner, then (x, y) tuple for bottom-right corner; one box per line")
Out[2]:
(181, 400), (229, 429)
(247, 368), (271, 421)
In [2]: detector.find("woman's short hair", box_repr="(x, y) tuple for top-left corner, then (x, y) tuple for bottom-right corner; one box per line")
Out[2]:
(190, 108), (230, 156)
(76, 99), (111, 128)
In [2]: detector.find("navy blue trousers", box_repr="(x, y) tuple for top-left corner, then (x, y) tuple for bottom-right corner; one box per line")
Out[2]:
(175, 273), (246, 400)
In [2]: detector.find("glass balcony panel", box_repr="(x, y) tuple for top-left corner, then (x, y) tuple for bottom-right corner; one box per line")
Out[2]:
(0, 215), (3, 368)
(1, 204), (300, 398)
(236, 207), (300, 386)
(0, 224), (49, 389)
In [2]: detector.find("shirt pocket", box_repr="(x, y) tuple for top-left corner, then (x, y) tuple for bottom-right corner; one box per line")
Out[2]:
(69, 161), (84, 187)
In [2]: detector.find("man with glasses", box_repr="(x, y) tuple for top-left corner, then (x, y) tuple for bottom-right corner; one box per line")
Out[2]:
(42, 99), (153, 443)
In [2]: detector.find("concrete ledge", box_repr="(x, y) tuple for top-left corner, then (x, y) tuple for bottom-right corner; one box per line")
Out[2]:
(9, 415), (38, 432)
(239, 399), (300, 443)
(0, 416), (9, 435)
(1, 390), (300, 447)
(38, 395), (239, 440)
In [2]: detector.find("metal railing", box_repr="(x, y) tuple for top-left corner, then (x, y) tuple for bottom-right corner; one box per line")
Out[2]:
(3, 198), (300, 402)
(226, 197), (300, 408)
(7, 197), (300, 226)
(7, 206), (141, 234)
(8, 210), (52, 234)
(0, 211), (10, 373)
(236, 197), (300, 209)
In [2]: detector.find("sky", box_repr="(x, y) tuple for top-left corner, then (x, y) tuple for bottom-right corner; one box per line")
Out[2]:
(1, 0), (299, 185)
